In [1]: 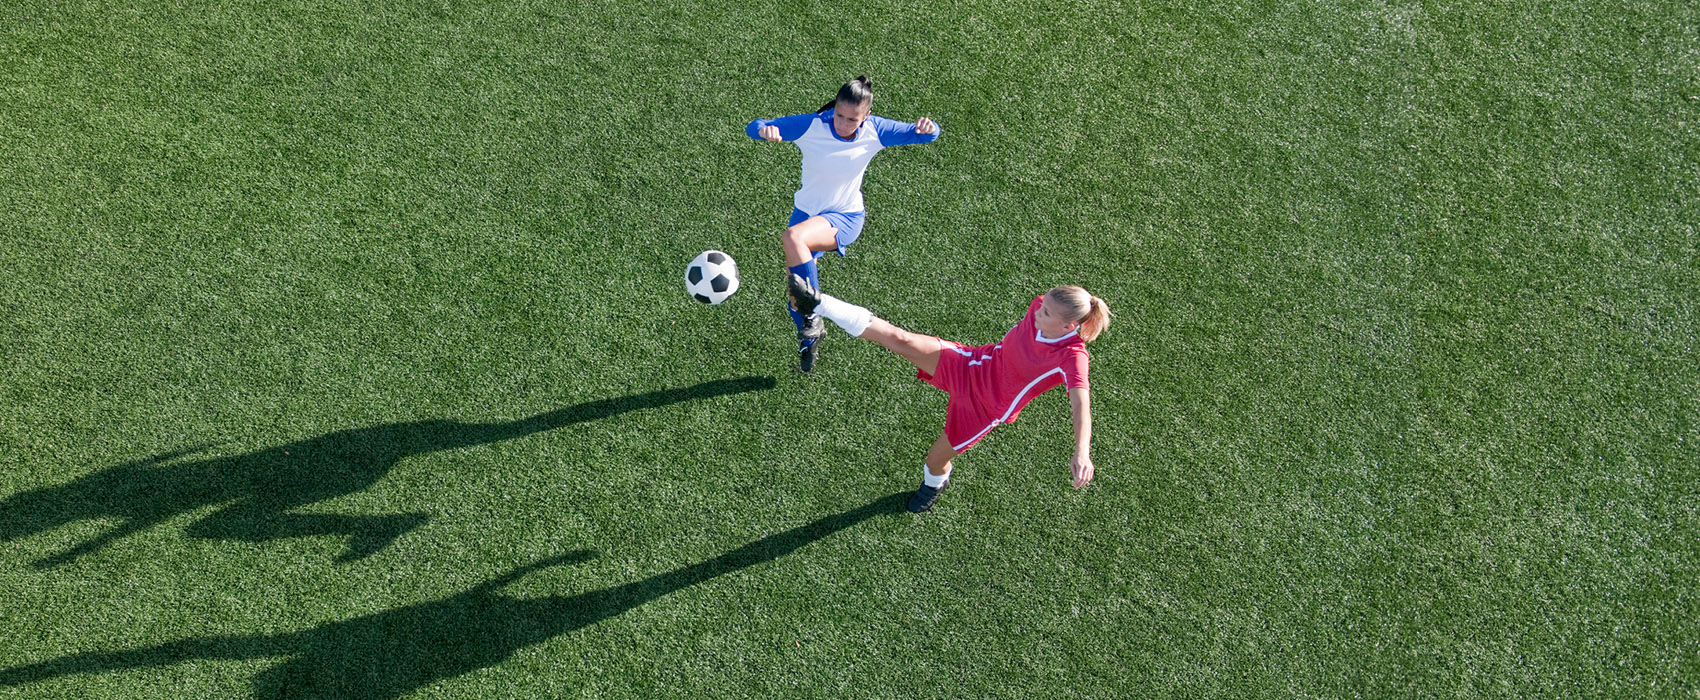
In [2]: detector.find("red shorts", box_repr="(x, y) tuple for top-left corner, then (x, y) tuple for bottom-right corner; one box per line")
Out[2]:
(916, 341), (1002, 452)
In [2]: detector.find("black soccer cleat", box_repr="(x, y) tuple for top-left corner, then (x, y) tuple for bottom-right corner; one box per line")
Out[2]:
(798, 315), (824, 372)
(787, 273), (821, 317)
(906, 480), (949, 513)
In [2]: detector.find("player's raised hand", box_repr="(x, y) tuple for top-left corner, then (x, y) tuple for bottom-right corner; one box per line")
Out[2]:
(1070, 453), (1094, 489)
(759, 125), (782, 142)
(916, 117), (937, 135)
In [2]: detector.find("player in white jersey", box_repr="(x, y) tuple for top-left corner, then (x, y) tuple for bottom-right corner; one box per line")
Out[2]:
(747, 76), (940, 372)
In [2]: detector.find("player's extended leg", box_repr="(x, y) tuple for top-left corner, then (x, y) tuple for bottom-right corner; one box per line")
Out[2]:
(786, 275), (944, 376)
(855, 319), (944, 377)
(781, 216), (839, 372)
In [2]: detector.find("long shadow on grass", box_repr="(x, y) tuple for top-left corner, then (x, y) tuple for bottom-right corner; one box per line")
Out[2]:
(0, 492), (906, 698)
(0, 376), (776, 568)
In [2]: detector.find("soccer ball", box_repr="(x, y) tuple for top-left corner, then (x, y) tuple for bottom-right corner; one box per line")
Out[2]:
(685, 250), (740, 305)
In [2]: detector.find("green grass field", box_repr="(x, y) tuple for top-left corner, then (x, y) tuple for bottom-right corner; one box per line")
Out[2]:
(2, 0), (1695, 697)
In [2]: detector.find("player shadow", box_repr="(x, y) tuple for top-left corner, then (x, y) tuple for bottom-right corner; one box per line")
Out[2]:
(0, 492), (907, 698)
(0, 376), (776, 569)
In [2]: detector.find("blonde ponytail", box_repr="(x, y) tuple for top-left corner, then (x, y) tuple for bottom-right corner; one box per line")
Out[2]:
(1045, 286), (1113, 343)
(1080, 295), (1111, 342)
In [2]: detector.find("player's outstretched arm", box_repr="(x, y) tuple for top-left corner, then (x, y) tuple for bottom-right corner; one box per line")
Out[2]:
(1069, 387), (1094, 489)
(745, 113), (815, 142)
(871, 115), (941, 147)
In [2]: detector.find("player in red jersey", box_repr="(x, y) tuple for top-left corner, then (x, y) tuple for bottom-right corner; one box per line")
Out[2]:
(788, 275), (1111, 512)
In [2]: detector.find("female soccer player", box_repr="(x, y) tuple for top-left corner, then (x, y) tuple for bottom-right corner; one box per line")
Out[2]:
(787, 275), (1111, 512)
(747, 76), (940, 372)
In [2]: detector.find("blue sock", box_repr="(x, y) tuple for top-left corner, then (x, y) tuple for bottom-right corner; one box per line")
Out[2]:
(787, 260), (820, 337)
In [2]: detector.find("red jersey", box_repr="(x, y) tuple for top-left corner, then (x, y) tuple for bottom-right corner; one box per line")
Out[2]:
(918, 297), (1091, 451)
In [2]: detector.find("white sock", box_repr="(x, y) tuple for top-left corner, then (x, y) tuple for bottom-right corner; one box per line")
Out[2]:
(923, 465), (951, 488)
(817, 293), (874, 337)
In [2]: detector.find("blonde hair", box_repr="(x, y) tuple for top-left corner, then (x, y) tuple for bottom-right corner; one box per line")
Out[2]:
(1045, 286), (1112, 343)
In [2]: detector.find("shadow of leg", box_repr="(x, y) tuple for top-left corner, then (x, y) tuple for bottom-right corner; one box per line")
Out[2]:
(31, 518), (158, 570)
(185, 503), (430, 562)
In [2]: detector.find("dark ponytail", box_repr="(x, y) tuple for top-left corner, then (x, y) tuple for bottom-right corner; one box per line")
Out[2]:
(819, 75), (874, 113)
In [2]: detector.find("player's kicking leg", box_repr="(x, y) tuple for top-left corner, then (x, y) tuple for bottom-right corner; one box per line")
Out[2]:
(787, 274), (943, 374)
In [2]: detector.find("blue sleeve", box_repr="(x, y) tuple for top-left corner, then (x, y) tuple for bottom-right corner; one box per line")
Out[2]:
(746, 112), (818, 142)
(870, 114), (940, 147)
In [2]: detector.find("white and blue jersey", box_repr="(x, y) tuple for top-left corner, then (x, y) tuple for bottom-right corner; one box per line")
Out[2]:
(746, 108), (941, 216)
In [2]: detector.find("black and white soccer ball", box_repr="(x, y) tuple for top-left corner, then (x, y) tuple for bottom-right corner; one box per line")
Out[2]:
(685, 250), (740, 305)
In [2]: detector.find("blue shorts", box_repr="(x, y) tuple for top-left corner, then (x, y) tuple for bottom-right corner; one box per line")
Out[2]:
(789, 208), (866, 258)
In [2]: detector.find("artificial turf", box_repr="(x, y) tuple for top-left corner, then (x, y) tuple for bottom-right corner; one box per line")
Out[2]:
(1, 0), (1695, 697)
